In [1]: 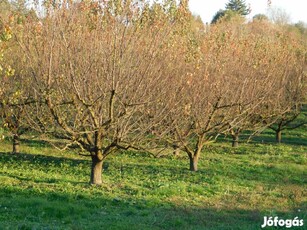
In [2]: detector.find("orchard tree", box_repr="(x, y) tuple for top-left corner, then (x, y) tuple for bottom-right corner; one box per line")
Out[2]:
(269, 107), (307, 143)
(268, 51), (306, 143)
(15, 0), (186, 184)
(154, 19), (306, 171)
(154, 21), (272, 170)
(252, 22), (307, 143)
(226, 20), (307, 147)
(0, 2), (36, 153)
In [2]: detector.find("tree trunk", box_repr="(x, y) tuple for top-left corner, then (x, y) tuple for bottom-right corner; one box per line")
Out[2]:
(232, 133), (239, 147)
(188, 138), (203, 172)
(189, 155), (199, 171)
(12, 134), (20, 154)
(276, 130), (282, 143)
(90, 155), (103, 185)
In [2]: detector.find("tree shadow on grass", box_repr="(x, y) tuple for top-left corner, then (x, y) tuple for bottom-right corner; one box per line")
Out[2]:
(20, 137), (83, 149)
(240, 127), (307, 147)
(215, 127), (307, 147)
(0, 151), (86, 167)
(249, 135), (307, 147)
(19, 138), (51, 148)
(0, 185), (305, 230)
(0, 171), (88, 186)
(0, 151), (89, 185)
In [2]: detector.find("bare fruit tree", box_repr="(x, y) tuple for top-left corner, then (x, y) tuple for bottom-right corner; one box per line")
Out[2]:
(0, 11), (34, 153)
(225, 20), (307, 146)
(14, 0), (185, 184)
(154, 20), (306, 171)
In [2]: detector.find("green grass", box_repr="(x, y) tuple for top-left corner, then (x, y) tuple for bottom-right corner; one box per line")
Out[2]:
(0, 129), (306, 229)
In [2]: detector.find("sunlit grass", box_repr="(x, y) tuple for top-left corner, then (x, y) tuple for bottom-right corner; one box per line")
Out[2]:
(0, 129), (306, 229)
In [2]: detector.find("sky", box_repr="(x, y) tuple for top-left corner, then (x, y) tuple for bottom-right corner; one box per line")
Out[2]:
(189, 0), (307, 24)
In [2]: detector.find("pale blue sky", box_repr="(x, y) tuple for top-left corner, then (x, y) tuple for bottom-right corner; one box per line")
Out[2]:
(189, 0), (307, 24)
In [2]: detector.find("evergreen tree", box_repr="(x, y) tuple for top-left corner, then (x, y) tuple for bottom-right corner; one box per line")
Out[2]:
(225, 0), (251, 16)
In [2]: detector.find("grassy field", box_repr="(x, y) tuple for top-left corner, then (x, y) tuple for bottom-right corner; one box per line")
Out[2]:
(0, 127), (306, 229)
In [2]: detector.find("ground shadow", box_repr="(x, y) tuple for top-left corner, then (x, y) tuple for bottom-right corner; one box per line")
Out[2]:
(0, 185), (305, 230)
(0, 151), (86, 166)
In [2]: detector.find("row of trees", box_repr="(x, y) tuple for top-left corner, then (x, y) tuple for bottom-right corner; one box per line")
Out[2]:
(1, 0), (306, 184)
